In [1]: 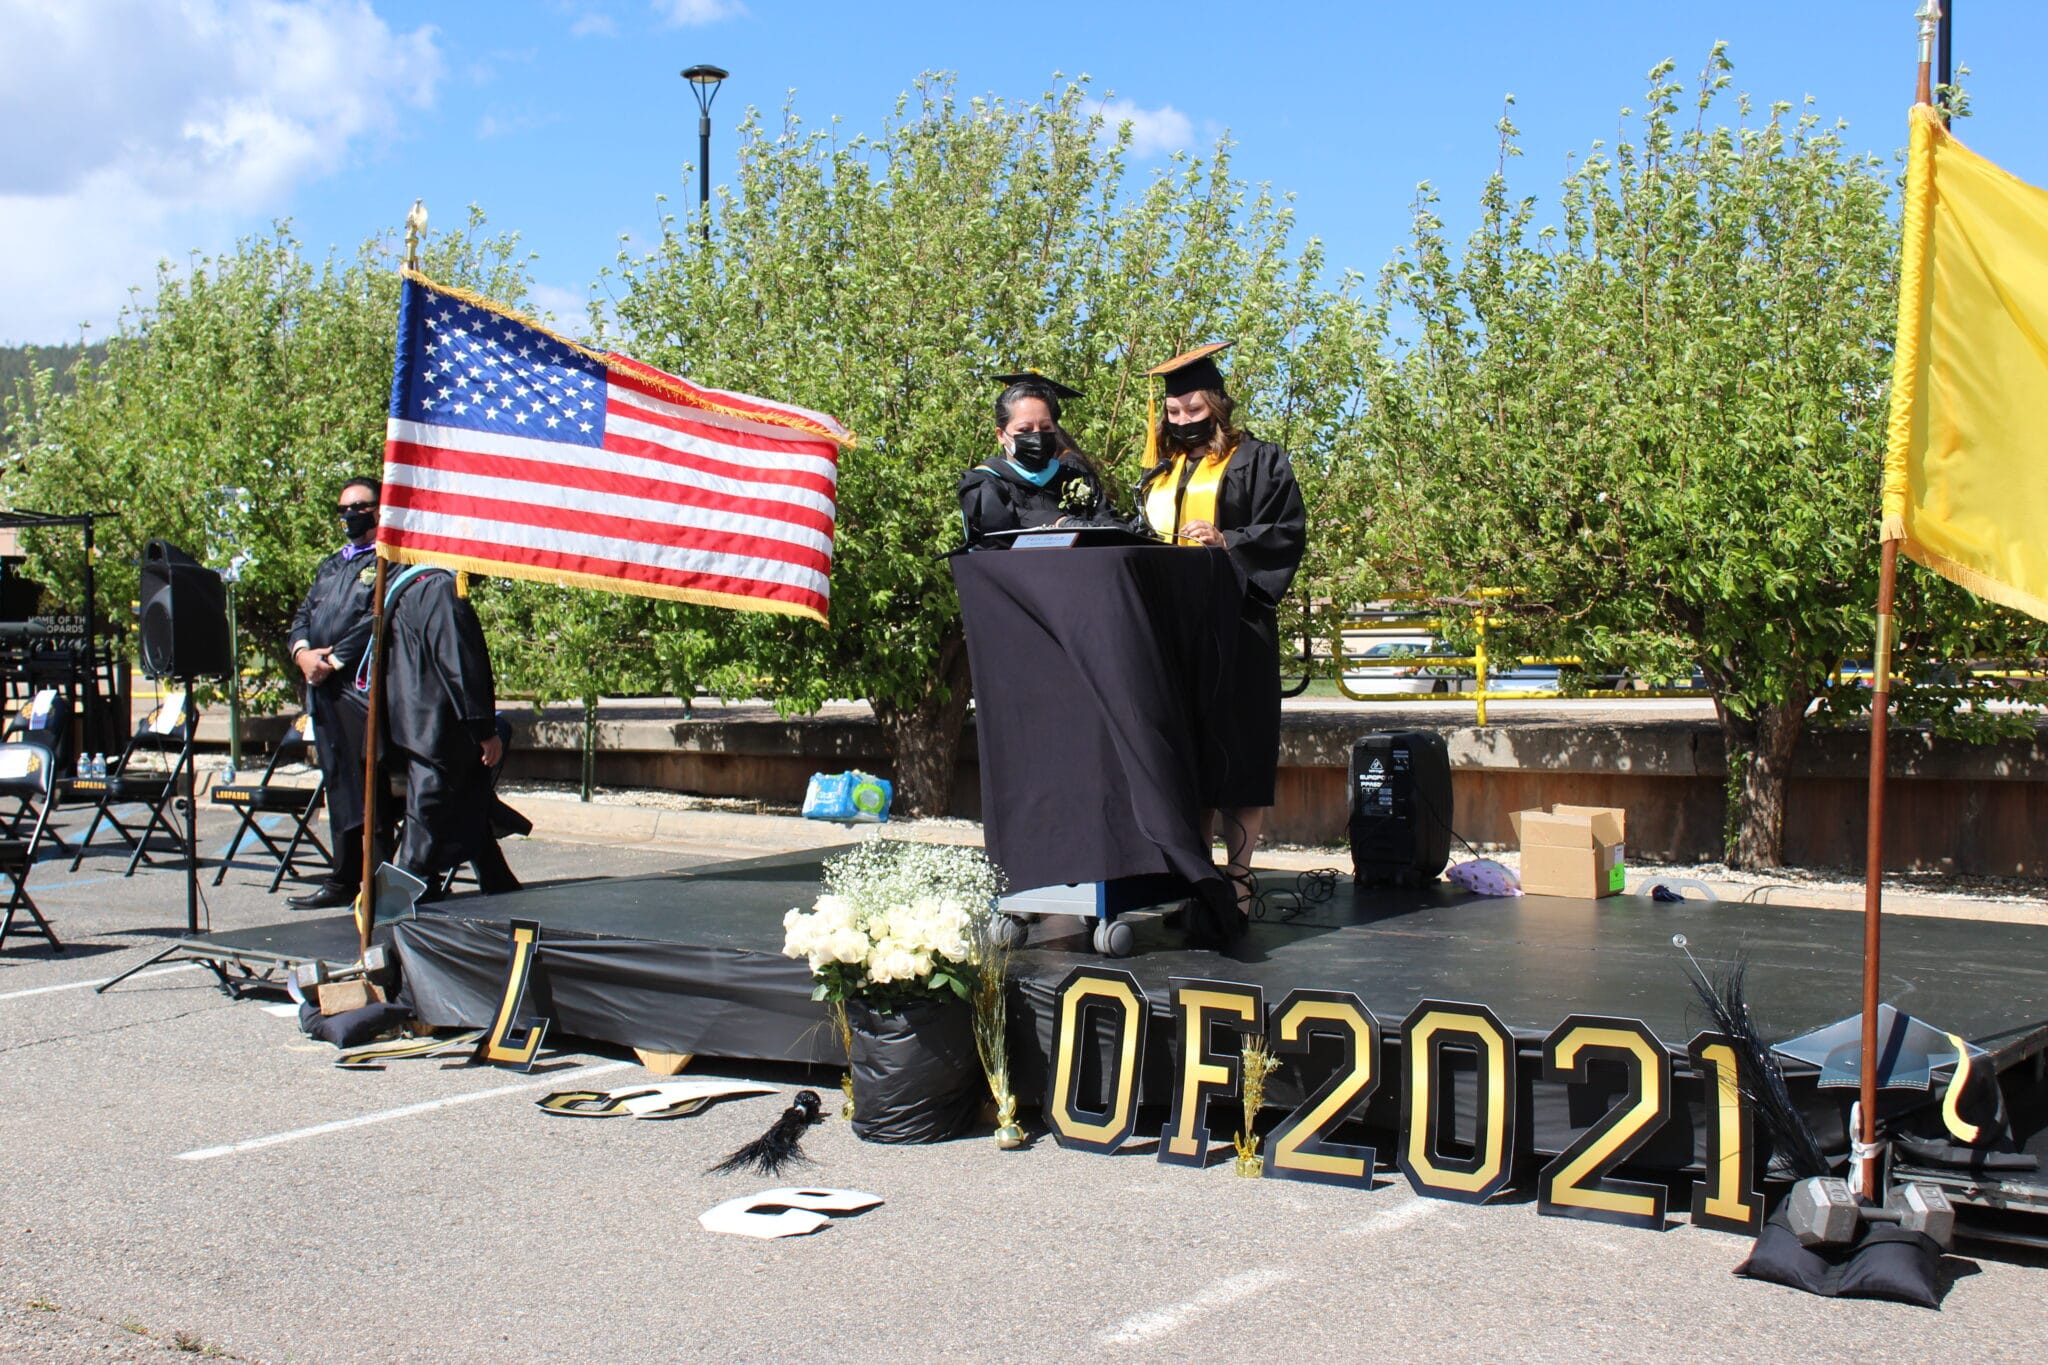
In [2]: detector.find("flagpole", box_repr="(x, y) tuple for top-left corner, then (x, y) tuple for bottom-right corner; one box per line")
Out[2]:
(1858, 0), (1941, 1205)
(355, 204), (426, 955)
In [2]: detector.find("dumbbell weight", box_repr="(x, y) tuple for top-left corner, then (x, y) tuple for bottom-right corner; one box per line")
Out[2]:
(1785, 1177), (1955, 1250)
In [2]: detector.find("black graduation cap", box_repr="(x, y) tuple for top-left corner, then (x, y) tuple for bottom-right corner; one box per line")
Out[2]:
(991, 371), (1082, 400)
(1147, 340), (1234, 397)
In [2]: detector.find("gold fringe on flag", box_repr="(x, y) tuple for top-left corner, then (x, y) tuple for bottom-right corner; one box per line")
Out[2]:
(375, 544), (827, 624)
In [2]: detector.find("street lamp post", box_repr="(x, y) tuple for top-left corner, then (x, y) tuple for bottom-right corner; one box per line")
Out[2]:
(681, 63), (729, 241)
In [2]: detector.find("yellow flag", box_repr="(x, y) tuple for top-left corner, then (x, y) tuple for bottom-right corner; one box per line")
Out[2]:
(1882, 104), (2048, 622)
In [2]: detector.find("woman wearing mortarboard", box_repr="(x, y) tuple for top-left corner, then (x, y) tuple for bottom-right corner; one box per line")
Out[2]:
(957, 373), (1114, 544)
(1136, 341), (1307, 940)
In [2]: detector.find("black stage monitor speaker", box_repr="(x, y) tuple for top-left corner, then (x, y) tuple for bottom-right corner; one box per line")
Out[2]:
(138, 539), (231, 680)
(1348, 731), (1453, 887)
(0, 555), (45, 623)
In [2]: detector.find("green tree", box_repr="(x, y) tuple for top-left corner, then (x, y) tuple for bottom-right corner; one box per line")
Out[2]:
(472, 583), (734, 798)
(2, 210), (534, 697)
(1345, 50), (2045, 868)
(604, 75), (1336, 815)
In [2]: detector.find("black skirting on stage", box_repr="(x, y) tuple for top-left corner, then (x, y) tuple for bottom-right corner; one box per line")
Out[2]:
(178, 854), (2048, 1209)
(396, 849), (846, 1064)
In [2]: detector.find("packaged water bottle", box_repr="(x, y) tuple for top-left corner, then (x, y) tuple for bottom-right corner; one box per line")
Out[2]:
(93, 753), (107, 779)
(219, 765), (236, 788)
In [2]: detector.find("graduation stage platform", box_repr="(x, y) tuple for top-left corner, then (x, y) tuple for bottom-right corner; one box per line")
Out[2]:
(160, 846), (2048, 1238)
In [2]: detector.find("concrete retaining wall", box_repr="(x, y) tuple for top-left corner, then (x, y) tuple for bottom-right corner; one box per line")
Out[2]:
(474, 707), (2046, 876)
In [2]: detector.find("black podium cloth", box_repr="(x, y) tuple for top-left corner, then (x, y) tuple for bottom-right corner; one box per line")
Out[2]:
(952, 544), (1244, 902)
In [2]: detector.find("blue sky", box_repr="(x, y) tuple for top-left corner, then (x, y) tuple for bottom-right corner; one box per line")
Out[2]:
(5, 1), (2045, 345)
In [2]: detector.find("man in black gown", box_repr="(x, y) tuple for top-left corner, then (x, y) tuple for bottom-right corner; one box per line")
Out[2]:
(284, 477), (383, 909)
(381, 566), (520, 895)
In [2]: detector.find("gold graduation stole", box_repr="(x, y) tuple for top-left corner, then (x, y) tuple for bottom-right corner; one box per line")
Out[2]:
(1143, 445), (1235, 543)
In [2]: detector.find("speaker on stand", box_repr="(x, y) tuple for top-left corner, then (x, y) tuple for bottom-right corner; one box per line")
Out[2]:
(136, 540), (232, 935)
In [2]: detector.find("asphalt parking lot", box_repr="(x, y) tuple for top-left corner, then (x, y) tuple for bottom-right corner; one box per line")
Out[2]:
(0, 815), (2042, 1363)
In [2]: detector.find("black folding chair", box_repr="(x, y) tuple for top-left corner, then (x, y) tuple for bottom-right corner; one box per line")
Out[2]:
(70, 692), (197, 876)
(0, 837), (60, 953)
(0, 690), (75, 862)
(211, 713), (331, 891)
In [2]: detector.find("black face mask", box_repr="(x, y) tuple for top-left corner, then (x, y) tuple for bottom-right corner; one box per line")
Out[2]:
(1007, 430), (1057, 471)
(342, 507), (378, 540)
(1166, 417), (1215, 446)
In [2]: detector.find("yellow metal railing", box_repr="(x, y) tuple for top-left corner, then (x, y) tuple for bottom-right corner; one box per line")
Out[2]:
(1325, 592), (1702, 726)
(1321, 595), (2041, 726)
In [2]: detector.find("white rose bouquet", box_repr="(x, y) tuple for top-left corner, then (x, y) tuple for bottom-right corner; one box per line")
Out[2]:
(782, 836), (1003, 1011)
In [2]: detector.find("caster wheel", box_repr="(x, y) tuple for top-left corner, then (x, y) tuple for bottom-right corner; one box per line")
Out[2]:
(989, 914), (1027, 949)
(1092, 919), (1133, 958)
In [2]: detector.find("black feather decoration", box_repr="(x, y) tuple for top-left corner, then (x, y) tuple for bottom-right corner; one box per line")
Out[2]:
(706, 1089), (823, 1177)
(1678, 945), (1831, 1181)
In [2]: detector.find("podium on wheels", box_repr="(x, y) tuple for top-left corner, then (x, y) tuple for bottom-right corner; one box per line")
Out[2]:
(951, 535), (1244, 954)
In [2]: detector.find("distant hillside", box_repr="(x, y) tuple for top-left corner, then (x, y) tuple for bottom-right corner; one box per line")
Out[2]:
(0, 341), (108, 404)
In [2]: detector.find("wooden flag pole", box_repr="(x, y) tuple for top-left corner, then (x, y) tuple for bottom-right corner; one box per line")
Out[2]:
(356, 202), (428, 955)
(1859, 535), (1900, 1201)
(1858, 0), (1941, 1204)
(357, 579), (388, 958)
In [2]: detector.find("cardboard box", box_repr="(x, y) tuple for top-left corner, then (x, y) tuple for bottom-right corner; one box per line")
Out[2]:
(1509, 804), (1627, 899)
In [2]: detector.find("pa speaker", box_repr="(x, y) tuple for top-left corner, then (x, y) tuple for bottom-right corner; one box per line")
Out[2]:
(138, 539), (231, 680)
(1348, 730), (1453, 887)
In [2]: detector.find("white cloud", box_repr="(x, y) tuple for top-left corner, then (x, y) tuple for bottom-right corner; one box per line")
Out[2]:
(0, 0), (441, 343)
(568, 11), (617, 37)
(477, 110), (559, 141)
(528, 282), (598, 337)
(651, 0), (746, 26)
(1098, 99), (1195, 159)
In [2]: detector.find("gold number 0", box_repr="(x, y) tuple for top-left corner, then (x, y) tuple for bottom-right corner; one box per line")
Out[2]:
(1263, 989), (1379, 1188)
(1538, 1015), (1672, 1229)
(1687, 1032), (1763, 1235)
(1398, 1000), (1517, 1204)
(1046, 966), (1149, 1153)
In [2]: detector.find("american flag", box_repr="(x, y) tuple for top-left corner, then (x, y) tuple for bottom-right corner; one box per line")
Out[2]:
(381, 273), (848, 622)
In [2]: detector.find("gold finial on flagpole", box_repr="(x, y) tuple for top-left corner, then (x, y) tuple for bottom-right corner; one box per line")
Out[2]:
(404, 199), (428, 272)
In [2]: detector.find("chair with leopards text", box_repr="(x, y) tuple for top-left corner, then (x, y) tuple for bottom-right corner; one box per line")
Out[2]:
(211, 713), (331, 892)
(69, 691), (198, 877)
(0, 834), (59, 954)
(0, 690), (76, 862)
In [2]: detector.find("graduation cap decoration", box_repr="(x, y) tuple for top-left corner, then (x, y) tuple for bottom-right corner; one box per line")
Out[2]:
(1772, 1003), (1986, 1092)
(991, 371), (1082, 401)
(371, 860), (430, 927)
(1146, 340), (1234, 396)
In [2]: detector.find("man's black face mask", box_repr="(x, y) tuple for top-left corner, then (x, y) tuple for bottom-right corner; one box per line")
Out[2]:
(342, 506), (378, 540)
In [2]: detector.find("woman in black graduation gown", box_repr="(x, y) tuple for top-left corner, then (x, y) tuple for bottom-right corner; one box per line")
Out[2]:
(957, 373), (1111, 544)
(1135, 341), (1306, 938)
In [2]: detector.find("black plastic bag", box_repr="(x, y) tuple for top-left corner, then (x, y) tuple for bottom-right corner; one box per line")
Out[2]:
(847, 996), (981, 1144)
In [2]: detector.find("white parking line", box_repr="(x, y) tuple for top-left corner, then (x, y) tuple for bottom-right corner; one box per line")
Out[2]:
(1099, 1265), (1291, 1345)
(1097, 1196), (1442, 1345)
(173, 1060), (635, 1161)
(0, 964), (202, 1001)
